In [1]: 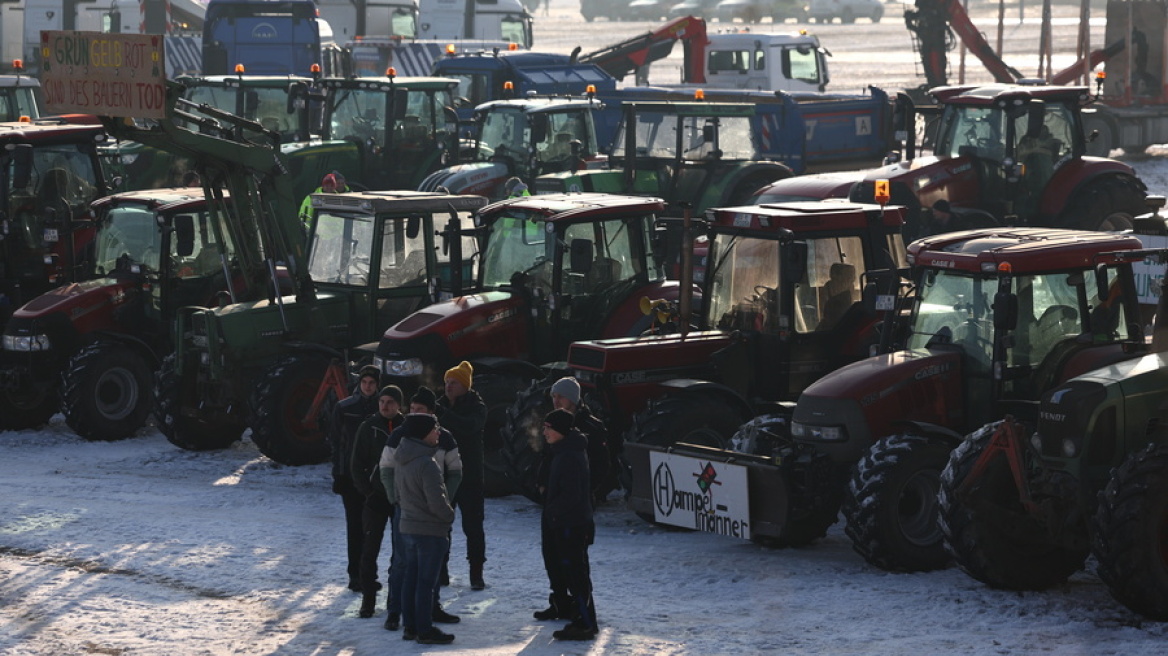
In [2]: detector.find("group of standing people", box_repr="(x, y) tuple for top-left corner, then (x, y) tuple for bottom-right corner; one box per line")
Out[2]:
(330, 364), (605, 643)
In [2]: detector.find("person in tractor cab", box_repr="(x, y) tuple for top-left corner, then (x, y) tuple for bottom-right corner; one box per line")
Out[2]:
(330, 365), (382, 593)
(504, 176), (530, 198)
(299, 171), (350, 228)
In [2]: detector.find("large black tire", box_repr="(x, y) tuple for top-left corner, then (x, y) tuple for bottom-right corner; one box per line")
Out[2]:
(939, 422), (1089, 590)
(502, 377), (556, 504)
(248, 355), (332, 466)
(625, 394), (745, 450)
(155, 354), (245, 451)
(842, 433), (952, 572)
(474, 372), (533, 498)
(1057, 175), (1145, 232)
(61, 342), (153, 441)
(0, 383), (58, 430)
(1092, 443), (1168, 620)
(731, 415), (844, 547)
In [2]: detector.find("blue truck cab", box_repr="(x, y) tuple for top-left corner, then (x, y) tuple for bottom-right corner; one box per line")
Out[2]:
(203, 0), (327, 75)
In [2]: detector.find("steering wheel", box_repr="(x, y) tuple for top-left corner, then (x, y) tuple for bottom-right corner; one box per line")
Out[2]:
(1036, 305), (1078, 334)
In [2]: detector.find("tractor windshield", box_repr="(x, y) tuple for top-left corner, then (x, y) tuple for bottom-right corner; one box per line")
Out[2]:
(935, 106), (1007, 161)
(616, 111), (755, 161)
(7, 144), (101, 248)
(478, 106), (528, 163)
(185, 85), (301, 140)
(95, 205), (163, 275)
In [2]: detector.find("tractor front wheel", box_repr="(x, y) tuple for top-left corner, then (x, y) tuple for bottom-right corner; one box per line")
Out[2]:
(842, 433), (952, 572)
(501, 377), (556, 503)
(249, 355), (333, 466)
(155, 354), (244, 451)
(938, 422), (1088, 590)
(1058, 176), (1145, 231)
(1092, 443), (1168, 620)
(62, 342), (153, 441)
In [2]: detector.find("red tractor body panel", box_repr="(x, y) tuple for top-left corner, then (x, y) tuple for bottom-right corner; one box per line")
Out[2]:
(12, 278), (142, 336)
(381, 291), (531, 361)
(1037, 157), (1141, 218)
(907, 228), (1145, 273)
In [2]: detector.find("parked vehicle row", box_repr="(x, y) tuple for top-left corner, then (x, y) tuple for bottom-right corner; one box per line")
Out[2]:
(580, 0), (884, 23)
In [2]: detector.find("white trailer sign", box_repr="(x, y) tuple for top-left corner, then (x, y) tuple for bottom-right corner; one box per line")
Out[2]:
(649, 450), (751, 540)
(40, 31), (166, 119)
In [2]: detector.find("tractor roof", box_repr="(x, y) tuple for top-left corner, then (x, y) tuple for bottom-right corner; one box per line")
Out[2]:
(321, 76), (460, 90)
(707, 201), (906, 234)
(179, 75), (315, 88)
(312, 190), (488, 215)
(622, 101), (756, 117)
(907, 228), (1145, 274)
(476, 97), (602, 113)
(479, 192), (666, 224)
(0, 120), (105, 143)
(930, 83), (1091, 107)
(91, 187), (214, 213)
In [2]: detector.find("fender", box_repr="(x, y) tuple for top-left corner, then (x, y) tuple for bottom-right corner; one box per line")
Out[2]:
(279, 340), (346, 361)
(893, 419), (965, 448)
(86, 331), (162, 370)
(720, 161), (794, 204)
(657, 378), (754, 420)
(467, 355), (544, 382)
(1039, 159), (1142, 218)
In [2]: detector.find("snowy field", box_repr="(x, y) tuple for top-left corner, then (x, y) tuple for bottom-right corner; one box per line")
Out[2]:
(6, 2), (1168, 654)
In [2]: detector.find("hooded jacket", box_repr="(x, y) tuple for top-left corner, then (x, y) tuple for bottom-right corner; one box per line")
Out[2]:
(543, 429), (593, 529)
(330, 391), (378, 484)
(436, 389), (487, 487)
(351, 411), (403, 501)
(393, 436), (456, 537)
(380, 425), (462, 505)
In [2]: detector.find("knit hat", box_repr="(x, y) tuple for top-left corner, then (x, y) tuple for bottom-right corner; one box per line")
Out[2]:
(410, 386), (437, 411)
(357, 365), (380, 383)
(444, 361), (474, 389)
(322, 173), (341, 192)
(550, 377), (580, 405)
(544, 408), (574, 437)
(401, 412), (438, 439)
(378, 385), (404, 405)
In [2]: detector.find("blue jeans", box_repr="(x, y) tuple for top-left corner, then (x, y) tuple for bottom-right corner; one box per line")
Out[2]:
(399, 532), (449, 634)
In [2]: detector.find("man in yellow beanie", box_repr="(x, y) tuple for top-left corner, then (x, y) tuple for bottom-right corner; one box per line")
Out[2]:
(435, 361), (488, 590)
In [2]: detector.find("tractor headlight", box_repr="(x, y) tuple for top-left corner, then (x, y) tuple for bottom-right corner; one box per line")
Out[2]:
(382, 357), (423, 377)
(1062, 438), (1078, 458)
(3, 334), (51, 352)
(790, 421), (845, 441)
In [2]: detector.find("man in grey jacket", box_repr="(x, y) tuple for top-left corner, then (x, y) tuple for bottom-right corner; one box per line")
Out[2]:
(394, 413), (457, 645)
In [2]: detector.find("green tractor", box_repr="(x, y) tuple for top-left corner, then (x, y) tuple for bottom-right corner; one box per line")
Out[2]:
(534, 100), (792, 215)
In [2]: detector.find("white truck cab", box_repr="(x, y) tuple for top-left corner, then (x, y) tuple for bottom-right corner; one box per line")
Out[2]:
(418, 0), (534, 47)
(703, 32), (829, 93)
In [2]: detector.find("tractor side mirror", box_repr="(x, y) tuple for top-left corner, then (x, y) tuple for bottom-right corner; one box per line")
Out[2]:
(406, 215), (421, 240)
(1094, 265), (1110, 301)
(11, 144), (32, 189)
(173, 214), (196, 258)
(569, 238), (593, 274)
(286, 81), (307, 114)
(702, 123), (715, 143)
(1026, 99), (1046, 140)
(782, 240), (808, 284)
(531, 114), (549, 144)
(393, 89), (409, 120)
(992, 292), (1018, 332)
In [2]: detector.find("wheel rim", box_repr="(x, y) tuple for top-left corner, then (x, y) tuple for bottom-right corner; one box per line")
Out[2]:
(96, 367), (139, 421)
(898, 469), (942, 546)
(1097, 212), (1134, 231)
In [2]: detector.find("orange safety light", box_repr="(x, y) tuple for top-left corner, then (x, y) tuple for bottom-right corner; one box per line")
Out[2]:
(694, 89), (705, 100)
(874, 179), (890, 205)
(12, 59), (22, 71)
(1096, 71), (1107, 81)
(508, 43), (519, 51)
(997, 261), (1012, 273)
(310, 63), (321, 74)
(585, 84), (596, 96)
(234, 63), (246, 74)
(386, 66), (397, 78)
(18, 115), (30, 123)
(503, 80), (514, 91)
(446, 43), (456, 55)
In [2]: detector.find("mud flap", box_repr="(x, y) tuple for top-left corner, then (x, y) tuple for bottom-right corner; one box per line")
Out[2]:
(624, 441), (790, 540)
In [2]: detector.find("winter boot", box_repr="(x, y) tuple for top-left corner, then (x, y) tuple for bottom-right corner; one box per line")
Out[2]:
(553, 622), (597, 641)
(534, 593), (574, 621)
(432, 605), (461, 624)
(416, 627), (455, 644)
(469, 562), (485, 590)
(358, 592), (377, 618)
(383, 612), (400, 631)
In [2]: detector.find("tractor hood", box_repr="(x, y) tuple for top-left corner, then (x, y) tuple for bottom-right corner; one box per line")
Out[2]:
(11, 277), (138, 324)
(376, 290), (531, 370)
(417, 162), (510, 197)
(791, 348), (964, 462)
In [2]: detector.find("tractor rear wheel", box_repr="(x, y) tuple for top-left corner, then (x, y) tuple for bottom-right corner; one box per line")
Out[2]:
(502, 377), (556, 503)
(842, 433), (952, 572)
(155, 354), (244, 451)
(475, 372), (533, 498)
(1058, 176), (1144, 231)
(0, 384), (58, 430)
(938, 422), (1088, 590)
(249, 354), (333, 466)
(62, 342), (153, 441)
(1092, 443), (1168, 620)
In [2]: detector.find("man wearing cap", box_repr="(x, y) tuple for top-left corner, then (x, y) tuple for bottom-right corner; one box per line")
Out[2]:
(330, 365), (381, 592)
(379, 387), (463, 630)
(435, 361), (489, 590)
(351, 385), (405, 617)
(394, 413), (457, 645)
(298, 170), (350, 228)
(538, 408), (598, 641)
(549, 377), (611, 504)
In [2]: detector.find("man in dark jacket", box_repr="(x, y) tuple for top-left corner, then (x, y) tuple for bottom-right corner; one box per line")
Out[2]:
(379, 386), (462, 630)
(394, 413), (457, 645)
(550, 376), (611, 503)
(435, 361), (489, 590)
(330, 365), (380, 592)
(351, 385), (404, 617)
(538, 408), (598, 641)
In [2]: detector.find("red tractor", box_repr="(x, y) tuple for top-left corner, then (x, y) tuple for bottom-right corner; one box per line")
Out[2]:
(756, 84), (1148, 240)
(500, 200), (910, 508)
(368, 192), (688, 494)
